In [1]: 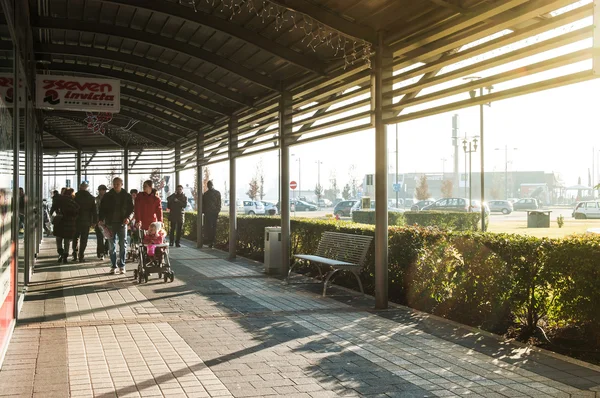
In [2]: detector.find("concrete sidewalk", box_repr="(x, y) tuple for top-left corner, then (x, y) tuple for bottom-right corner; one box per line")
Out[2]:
(1, 238), (599, 397)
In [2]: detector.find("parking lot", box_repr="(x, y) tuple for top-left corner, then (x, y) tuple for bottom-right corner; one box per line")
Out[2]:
(282, 205), (600, 238)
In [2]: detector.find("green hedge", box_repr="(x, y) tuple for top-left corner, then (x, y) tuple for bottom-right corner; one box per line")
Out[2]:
(352, 210), (405, 226)
(404, 211), (487, 231)
(172, 211), (600, 345)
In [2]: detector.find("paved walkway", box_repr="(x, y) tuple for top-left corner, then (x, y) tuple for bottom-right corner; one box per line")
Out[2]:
(1, 238), (600, 397)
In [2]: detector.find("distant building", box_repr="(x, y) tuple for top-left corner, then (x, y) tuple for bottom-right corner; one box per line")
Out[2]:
(362, 171), (563, 204)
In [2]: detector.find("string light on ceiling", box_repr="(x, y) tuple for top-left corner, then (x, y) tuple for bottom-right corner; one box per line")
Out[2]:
(176, 0), (372, 69)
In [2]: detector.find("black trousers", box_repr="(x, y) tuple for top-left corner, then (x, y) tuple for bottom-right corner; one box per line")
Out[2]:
(72, 225), (91, 260)
(204, 212), (218, 245)
(56, 237), (70, 257)
(94, 225), (108, 257)
(169, 219), (183, 244)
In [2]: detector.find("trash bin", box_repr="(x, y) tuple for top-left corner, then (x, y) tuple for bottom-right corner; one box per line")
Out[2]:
(264, 227), (282, 274)
(527, 211), (550, 228)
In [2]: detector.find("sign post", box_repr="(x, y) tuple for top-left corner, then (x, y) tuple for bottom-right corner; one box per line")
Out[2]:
(290, 181), (297, 215)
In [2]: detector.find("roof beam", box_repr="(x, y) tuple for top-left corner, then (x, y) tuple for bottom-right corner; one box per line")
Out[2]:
(35, 44), (253, 107)
(43, 127), (81, 150)
(120, 87), (216, 125)
(389, 0), (529, 55)
(130, 151), (142, 168)
(42, 63), (233, 116)
(117, 108), (189, 139)
(32, 16), (280, 92)
(49, 111), (173, 147)
(120, 99), (201, 132)
(269, 1), (376, 43)
(426, 0), (465, 14)
(100, 0), (324, 75)
(84, 152), (97, 168)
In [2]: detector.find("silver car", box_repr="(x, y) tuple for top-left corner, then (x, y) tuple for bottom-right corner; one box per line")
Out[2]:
(488, 200), (513, 214)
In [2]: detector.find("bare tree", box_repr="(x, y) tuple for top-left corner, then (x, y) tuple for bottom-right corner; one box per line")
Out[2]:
(415, 175), (430, 200)
(202, 167), (211, 193)
(149, 169), (165, 192)
(441, 179), (453, 198)
(342, 184), (351, 200)
(348, 164), (359, 198)
(247, 177), (259, 200)
(314, 183), (324, 203)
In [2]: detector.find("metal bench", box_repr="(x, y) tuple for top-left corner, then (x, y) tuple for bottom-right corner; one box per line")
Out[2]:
(286, 231), (373, 297)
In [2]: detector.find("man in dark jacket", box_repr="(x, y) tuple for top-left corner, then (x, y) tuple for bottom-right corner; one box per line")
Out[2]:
(167, 185), (187, 247)
(72, 183), (98, 262)
(53, 189), (80, 264)
(202, 180), (221, 248)
(94, 185), (108, 259)
(99, 177), (134, 274)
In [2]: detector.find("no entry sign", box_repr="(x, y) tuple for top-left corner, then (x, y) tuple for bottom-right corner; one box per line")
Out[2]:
(290, 181), (297, 190)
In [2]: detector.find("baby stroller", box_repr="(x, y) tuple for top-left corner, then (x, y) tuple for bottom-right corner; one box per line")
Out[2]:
(132, 228), (174, 283)
(126, 223), (140, 263)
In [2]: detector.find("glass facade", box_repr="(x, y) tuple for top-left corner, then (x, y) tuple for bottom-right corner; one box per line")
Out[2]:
(0, 1), (14, 357)
(0, 0), (41, 360)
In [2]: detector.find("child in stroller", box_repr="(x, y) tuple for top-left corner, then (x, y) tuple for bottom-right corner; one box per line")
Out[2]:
(133, 222), (174, 283)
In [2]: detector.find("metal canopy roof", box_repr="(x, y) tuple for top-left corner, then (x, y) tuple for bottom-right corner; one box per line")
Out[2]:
(10, 0), (594, 153)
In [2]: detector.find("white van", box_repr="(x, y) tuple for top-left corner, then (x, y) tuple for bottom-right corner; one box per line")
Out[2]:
(237, 200), (266, 215)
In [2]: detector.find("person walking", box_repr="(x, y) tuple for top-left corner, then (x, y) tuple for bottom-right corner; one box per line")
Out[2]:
(167, 185), (187, 247)
(135, 180), (163, 231)
(53, 188), (79, 264)
(99, 178), (134, 274)
(94, 185), (109, 260)
(72, 182), (97, 262)
(18, 187), (25, 233)
(202, 180), (221, 248)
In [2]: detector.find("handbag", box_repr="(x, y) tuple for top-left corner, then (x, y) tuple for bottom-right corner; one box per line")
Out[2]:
(52, 214), (63, 226)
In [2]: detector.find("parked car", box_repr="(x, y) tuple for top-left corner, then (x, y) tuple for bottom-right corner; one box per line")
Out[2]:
(422, 197), (470, 212)
(513, 198), (540, 211)
(573, 201), (600, 219)
(262, 201), (278, 215)
(470, 200), (490, 216)
(488, 200), (513, 214)
(237, 200), (265, 215)
(410, 199), (435, 211)
(292, 200), (318, 211)
(333, 200), (357, 217)
(318, 198), (333, 207)
(350, 200), (403, 215)
(162, 200), (193, 212)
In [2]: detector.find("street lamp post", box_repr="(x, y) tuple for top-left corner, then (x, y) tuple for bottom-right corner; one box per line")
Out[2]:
(495, 146), (518, 199)
(463, 136), (479, 212)
(291, 154), (301, 199)
(315, 160), (323, 206)
(465, 77), (493, 232)
(441, 158), (447, 176)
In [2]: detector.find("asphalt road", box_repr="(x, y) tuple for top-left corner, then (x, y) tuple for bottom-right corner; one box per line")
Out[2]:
(287, 206), (578, 223)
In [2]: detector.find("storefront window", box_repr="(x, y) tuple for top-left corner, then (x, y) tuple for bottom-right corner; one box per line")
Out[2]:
(0, 4), (15, 354)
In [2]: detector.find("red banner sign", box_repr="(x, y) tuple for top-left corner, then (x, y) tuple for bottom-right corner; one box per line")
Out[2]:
(36, 75), (120, 113)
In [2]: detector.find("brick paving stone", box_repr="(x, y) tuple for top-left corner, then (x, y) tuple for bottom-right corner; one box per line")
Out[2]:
(2, 239), (600, 398)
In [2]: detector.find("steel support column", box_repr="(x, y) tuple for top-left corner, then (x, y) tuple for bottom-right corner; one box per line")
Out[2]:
(279, 91), (292, 277)
(123, 148), (129, 191)
(196, 134), (203, 248)
(372, 32), (393, 309)
(228, 119), (238, 260)
(479, 92), (486, 231)
(24, 109), (32, 285)
(594, 0), (600, 74)
(76, 149), (82, 187)
(175, 143), (181, 187)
